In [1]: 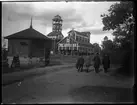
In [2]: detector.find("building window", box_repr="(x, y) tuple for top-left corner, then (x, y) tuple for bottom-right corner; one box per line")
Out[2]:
(76, 36), (78, 41)
(82, 47), (83, 51)
(79, 37), (81, 41)
(20, 42), (28, 46)
(83, 38), (85, 42)
(82, 38), (84, 42)
(81, 37), (83, 42)
(53, 25), (55, 29)
(67, 38), (70, 43)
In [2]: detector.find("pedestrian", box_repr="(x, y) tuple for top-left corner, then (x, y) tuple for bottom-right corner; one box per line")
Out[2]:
(45, 49), (50, 66)
(11, 54), (20, 68)
(102, 53), (110, 73)
(85, 53), (94, 72)
(93, 53), (101, 73)
(76, 54), (84, 72)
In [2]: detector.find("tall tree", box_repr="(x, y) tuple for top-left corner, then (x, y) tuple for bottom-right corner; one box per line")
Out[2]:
(104, 36), (108, 41)
(93, 43), (101, 54)
(101, 1), (134, 50)
(101, 37), (114, 53)
(101, 1), (134, 74)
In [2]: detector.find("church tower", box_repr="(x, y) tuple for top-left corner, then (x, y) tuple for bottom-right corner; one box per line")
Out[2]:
(52, 15), (63, 32)
(47, 15), (64, 54)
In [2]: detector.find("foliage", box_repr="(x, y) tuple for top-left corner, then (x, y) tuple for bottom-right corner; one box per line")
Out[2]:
(93, 43), (101, 54)
(101, 2), (134, 74)
(101, 40), (114, 55)
(101, 1), (134, 50)
(104, 36), (108, 41)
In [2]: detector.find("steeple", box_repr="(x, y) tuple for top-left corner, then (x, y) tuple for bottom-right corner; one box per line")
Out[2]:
(52, 15), (62, 32)
(30, 17), (33, 28)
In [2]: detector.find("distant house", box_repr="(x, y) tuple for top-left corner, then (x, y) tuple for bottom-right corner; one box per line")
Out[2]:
(57, 29), (94, 55)
(4, 18), (52, 59)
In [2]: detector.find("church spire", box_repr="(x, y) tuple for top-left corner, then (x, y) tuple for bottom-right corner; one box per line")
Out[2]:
(30, 17), (33, 28)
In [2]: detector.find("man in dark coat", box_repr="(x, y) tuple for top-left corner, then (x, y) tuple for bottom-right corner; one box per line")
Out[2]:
(45, 49), (50, 66)
(93, 53), (101, 73)
(102, 53), (110, 73)
(76, 54), (84, 72)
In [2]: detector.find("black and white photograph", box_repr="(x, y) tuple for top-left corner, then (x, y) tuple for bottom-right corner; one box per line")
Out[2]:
(2, 0), (135, 104)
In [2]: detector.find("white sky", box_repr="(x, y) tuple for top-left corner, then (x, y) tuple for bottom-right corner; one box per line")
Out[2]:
(2, 2), (116, 46)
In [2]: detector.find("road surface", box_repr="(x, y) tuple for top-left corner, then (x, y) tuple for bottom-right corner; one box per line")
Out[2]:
(2, 66), (134, 104)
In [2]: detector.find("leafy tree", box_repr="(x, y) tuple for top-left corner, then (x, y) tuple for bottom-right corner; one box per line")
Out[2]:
(101, 1), (134, 75)
(104, 36), (108, 41)
(101, 37), (114, 54)
(93, 43), (101, 54)
(101, 1), (134, 50)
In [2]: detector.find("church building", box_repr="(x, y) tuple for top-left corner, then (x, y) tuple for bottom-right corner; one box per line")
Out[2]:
(47, 15), (64, 54)
(57, 29), (94, 55)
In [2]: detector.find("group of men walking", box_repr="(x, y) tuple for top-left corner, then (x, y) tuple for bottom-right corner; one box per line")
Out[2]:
(76, 53), (110, 73)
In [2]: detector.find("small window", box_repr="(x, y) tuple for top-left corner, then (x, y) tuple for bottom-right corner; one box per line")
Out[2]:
(79, 37), (81, 41)
(81, 38), (83, 42)
(85, 39), (86, 42)
(76, 36), (78, 41)
(20, 42), (28, 46)
(82, 38), (84, 42)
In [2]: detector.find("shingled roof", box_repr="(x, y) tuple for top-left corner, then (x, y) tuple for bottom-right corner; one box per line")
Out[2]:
(78, 42), (93, 47)
(47, 31), (64, 37)
(58, 35), (93, 48)
(4, 27), (51, 40)
(68, 30), (90, 37)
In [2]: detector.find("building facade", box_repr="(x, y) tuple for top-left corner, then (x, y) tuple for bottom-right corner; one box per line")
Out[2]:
(47, 15), (64, 54)
(4, 18), (52, 67)
(57, 29), (94, 55)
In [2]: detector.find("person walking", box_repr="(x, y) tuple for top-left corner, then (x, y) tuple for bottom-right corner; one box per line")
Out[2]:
(11, 54), (20, 69)
(93, 53), (101, 73)
(76, 54), (84, 72)
(102, 53), (110, 73)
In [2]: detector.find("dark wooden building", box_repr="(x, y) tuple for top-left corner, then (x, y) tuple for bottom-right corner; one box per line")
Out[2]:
(4, 19), (52, 58)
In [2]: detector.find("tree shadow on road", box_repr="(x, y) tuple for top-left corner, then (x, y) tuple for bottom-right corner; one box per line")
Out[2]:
(69, 85), (134, 103)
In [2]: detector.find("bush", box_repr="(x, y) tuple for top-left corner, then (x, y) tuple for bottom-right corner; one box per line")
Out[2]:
(109, 50), (126, 65)
(109, 50), (134, 76)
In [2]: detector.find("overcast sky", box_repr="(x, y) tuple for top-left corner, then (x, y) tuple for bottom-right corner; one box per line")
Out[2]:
(2, 2), (117, 46)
